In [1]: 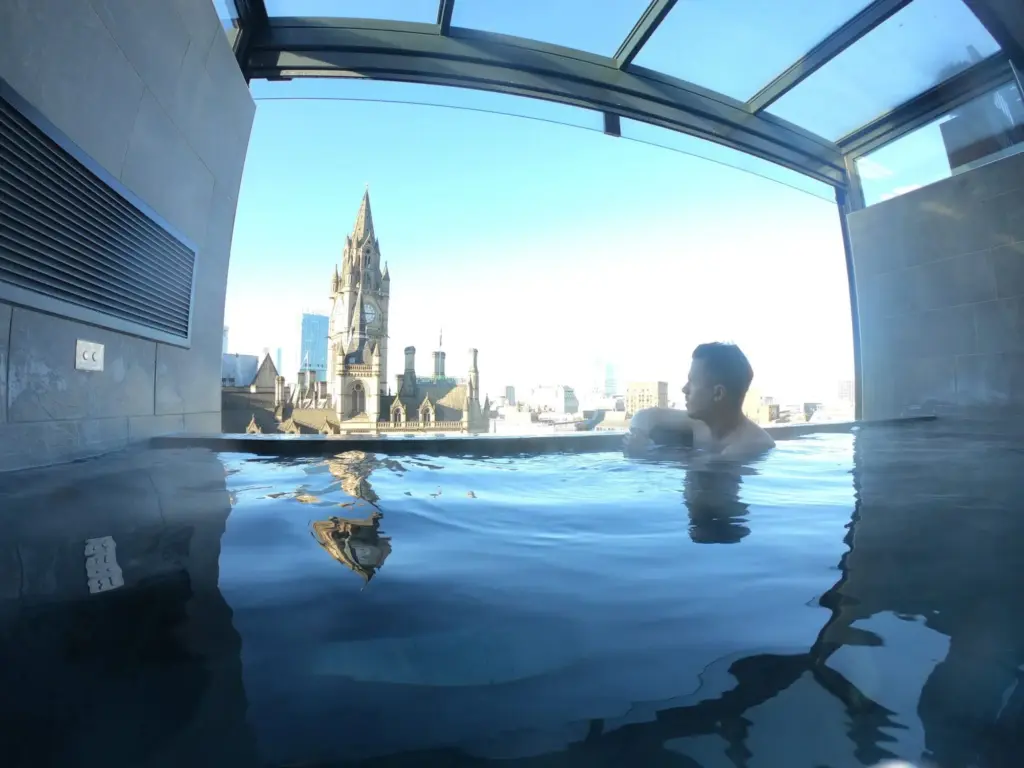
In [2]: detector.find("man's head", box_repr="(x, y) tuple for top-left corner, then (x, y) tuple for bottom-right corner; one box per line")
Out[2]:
(682, 342), (753, 421)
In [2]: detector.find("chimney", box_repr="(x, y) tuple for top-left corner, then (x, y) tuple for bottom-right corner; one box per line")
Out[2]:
(404, 346), (416, 374)
(274, 375), (284, 407)
(395, 373), (405, 395)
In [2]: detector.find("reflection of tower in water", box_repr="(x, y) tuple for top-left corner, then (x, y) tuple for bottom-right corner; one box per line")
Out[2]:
(311, 451), (397, 582)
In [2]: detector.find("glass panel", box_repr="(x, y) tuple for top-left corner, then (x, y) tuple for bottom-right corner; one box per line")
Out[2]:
(212, 0), (241, 47)
(451, 0), (651, 55)
(264, 0), (438, 23)
(767, 0), (1001, 140)
(633, 0), (874, 101)
(249, 78), (606, 132)
(856, 80), (1024, 206)
(620, 119), (835, 202)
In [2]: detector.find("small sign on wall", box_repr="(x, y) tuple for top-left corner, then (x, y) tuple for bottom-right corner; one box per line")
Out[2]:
(75, 339), (104, 372)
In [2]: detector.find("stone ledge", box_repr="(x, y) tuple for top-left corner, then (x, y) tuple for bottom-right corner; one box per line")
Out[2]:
(150, 416), (936, 458)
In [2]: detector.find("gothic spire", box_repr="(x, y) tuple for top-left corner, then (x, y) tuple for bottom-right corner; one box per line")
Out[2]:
(352, 187), (374, 245)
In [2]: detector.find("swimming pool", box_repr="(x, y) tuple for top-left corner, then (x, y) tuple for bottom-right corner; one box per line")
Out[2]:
(1, 422), (1022, 767)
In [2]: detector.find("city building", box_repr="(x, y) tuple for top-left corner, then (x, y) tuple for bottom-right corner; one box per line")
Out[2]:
(300, 313), (330, 382)
(528, 385), (579, 414)
(222, 190), (487, 434)
(221, 353), (261, 388)
(222, 326), (229, 355)
(604, 363), (619, 396)
(626, 382), (668, 415)
(505, 385), (516, 406)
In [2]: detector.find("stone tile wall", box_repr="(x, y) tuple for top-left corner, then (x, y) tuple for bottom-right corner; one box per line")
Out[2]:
(0, 0), (255, 470)
(848, 150), (1024, 419)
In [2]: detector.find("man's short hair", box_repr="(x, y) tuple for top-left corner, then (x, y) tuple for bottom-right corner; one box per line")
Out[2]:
(692, 342), (754, 403)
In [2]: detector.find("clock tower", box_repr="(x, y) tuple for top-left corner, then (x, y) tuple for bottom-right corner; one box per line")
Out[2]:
(328, 188), (390, 421)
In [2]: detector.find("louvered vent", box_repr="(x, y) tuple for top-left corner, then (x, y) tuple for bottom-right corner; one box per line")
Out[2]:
(0, 90), (194, 340)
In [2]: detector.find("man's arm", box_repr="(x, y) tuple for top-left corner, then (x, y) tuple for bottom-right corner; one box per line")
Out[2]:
(624, 407), (701, 455)
(631, 407), (697, 436)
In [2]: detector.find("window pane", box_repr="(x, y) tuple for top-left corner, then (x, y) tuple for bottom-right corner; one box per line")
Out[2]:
(633, 0), (874, 101)
(264, 0), (438, 23)
(767, 0), (1001, 140)
(250, 78), (606, 132)
(621, 119), (835, 202)
(451, 0), (651, 55)
(856, 80), (1024, 206)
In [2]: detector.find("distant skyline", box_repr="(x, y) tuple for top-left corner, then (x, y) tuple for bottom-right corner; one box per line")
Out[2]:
(225, 78), (855, 404)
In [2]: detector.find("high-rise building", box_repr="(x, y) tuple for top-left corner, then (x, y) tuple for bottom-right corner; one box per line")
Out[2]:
(604, 363), (618, 396)
(626, 382), (668, 415)
(300, 313), (330, 383)
(222, 326), (229, 355)
(838, 380), (854, 403)
(504, 386), (516, 406)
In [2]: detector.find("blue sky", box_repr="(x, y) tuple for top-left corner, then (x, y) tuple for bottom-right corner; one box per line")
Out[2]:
(220, 0), (1005, 404)
(225, 78), (855, 404)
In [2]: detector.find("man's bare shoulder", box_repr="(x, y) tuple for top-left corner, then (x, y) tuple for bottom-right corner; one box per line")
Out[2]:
(719, 419), (775, 459)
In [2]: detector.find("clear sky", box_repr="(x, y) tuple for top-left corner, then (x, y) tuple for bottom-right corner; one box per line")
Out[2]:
(225, 78), (855, 405)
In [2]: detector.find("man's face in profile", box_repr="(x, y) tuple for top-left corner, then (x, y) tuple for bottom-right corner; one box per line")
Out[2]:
(683, 358), (717, 420)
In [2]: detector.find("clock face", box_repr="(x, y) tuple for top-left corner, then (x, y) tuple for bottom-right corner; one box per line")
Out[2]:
(364, 302), (379, 325)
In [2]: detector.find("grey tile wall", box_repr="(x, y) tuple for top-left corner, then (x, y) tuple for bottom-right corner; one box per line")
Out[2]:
(6, 307), (156, 422)
(848, 150), (1024, 419)
(0, 0), (255, 471)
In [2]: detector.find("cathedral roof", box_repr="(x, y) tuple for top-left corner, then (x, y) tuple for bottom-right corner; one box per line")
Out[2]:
(352, 188), (374, 245)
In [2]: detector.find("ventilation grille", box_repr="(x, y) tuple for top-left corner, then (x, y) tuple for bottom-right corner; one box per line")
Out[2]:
(0, 92), (194, 339)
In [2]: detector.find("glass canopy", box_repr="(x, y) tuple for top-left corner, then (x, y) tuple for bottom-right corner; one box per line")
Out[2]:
(451, 0), (652, 56)
(247, 0), (1017, 193)
(263, 0), (438, 23)
(633, 0), (877, 102)
(767, 0), (1001, 139)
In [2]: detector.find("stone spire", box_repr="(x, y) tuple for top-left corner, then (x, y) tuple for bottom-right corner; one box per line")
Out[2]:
(352, 187), (374, 246)
(351, 279), (365, 347)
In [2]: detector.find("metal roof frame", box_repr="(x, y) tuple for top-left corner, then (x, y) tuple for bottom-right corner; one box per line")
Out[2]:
(230, 0), (1024, 191)
(241, 17), (847, 186)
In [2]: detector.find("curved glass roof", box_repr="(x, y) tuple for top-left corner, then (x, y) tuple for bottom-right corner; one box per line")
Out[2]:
(233, 0), (1020, 188)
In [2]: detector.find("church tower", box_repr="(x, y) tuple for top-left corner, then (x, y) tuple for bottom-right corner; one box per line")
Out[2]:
(328, 189), (390, 421)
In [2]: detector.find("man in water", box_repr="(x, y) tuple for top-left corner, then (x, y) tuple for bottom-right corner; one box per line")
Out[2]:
(623, 342), (775, 460)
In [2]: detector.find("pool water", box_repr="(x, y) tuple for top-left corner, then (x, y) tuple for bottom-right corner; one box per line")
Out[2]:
(1, 424), (1022, 767)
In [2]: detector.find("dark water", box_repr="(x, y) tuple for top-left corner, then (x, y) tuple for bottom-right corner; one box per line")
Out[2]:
(2, 423), (1023, 767)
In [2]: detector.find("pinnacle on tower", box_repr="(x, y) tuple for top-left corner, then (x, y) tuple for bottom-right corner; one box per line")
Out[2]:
(352, 187), (374, 245)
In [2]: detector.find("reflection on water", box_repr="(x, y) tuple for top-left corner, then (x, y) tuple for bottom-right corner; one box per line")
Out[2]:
(683, 464), (751, 544)
(1, 426), (1023, 767)
(312, 452), (393, 583)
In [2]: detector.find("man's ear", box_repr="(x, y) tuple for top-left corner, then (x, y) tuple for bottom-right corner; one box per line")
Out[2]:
(712, 384), (726, 402)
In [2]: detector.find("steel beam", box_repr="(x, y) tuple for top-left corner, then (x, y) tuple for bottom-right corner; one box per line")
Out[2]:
(838, 54), (1014, 160)
(748, 0), (913, 114)
(244, 18), (846, 186)
(234, 0), (270, 81)
(835, 187), (863, 422)
(614, 0), (677, 69)
(437, 0), (455, 35)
